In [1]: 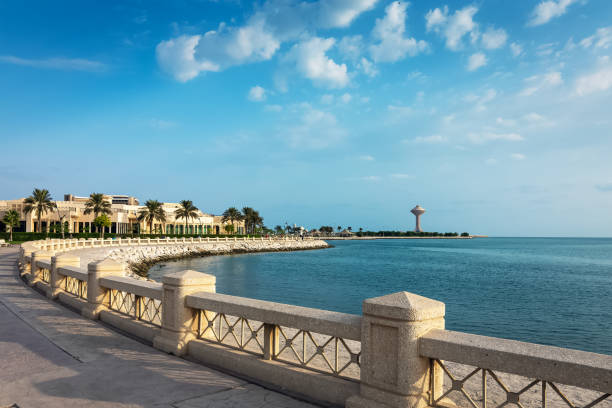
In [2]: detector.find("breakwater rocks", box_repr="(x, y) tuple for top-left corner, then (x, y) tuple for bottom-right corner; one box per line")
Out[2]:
(103, 239), (331, 278)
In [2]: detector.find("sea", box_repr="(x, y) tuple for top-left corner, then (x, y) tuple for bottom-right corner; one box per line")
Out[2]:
(147, 238), (612, 355)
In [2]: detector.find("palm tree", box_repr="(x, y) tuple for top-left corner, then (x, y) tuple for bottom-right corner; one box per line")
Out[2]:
(274, 225), (283, 235)
(83, 193), (112, 234)
(23, 188), (56, 233)
(242, 207), (264, 235)
(221, 207), (243, 235)
(175, 200), (199, 235)
(137, 200), (166, 235)
(3, 210), (20, 242)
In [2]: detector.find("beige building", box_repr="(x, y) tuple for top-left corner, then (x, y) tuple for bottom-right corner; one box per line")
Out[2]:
(0, 194), (244, 235)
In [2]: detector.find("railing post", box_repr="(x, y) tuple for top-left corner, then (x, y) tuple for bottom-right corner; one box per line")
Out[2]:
(263, 323), (279, 360)
(346, 292), (445, 408)
(48, 254), (80, 299)
(82, 259), (124, 320)
(29, 250), (54, 286)
(153, 270), (216, 356)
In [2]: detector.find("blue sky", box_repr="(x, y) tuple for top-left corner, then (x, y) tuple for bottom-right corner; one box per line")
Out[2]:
(1, 0), (612, 236)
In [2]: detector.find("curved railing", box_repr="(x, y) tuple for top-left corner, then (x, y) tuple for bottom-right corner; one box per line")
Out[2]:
(17, 243), (612, 408)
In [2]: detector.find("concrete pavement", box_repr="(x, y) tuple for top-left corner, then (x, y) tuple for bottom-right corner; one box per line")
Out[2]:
(0, 247), (320, 408)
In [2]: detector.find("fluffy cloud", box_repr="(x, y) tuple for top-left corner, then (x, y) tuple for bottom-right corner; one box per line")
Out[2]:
(426, 5), (479, 51)
(528, 0), (578, 27)
(369, 2), (427, 63)
(520, 71), (563, 96)
(481, 27), (508, 50)
(358, 155), (375, 161)
(575, 67), (612, 96)
(156, 35), (220, 82)
(510, 153), (526, 160)
(284, 107), (347, 149)
(468, 132), (524, 144)
(338, 35), (363, 61)
(510, 42), (524, 57)
(156, 0), (378, 82)
(467, 53), (487, 71)
(248, 85), (267, 101)
(286, 37), (349, 88)
(358, 57), (379, 77)
(580, 27), (612, 50)
(0, 55), (106, 72)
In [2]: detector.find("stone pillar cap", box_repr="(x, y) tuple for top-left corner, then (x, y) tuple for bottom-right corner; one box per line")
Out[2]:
(363, 291), (445, 321)
(88, 258), (125, 272)
(162, 270), (216, 286)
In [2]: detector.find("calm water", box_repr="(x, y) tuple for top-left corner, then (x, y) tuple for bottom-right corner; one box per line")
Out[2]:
(148, 238), (612, 355)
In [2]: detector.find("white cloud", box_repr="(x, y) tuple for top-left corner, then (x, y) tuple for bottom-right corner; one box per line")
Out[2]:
(510, 42), (524, 57)
(485, 158), (498, 165)
(362, 175), (381, 182)
(358, 155), (375, 161)
(524, 112), (545, 122)
(340, 93), (352, 103)
(481, 27), (508, 50)
(467, 52), (487, 71)
(511, 153), (526, 160)
(156, 35), (220, 82)
(284, 107), (347, 149)
(156, 0), (377, 82)
(468, 132), (524, 144)
(387, 105), (413, 117)
(575, 67), (612, 96)
(338, 35), (363, 60)
(321, 94), (334, 104)
(360, 96), (371, 103)
(370, 1), (427, 63)
(528, 0), (578, 27)
(580, 27), (612, 50)
(286, 37), (349, 88)
(496, 117), (517, 127)
(413, 135), (448, 144)
(520, 71), (563, 96)
(248, 85), (267, 101)
(390, 173), (414, 179)
(426, 5), (479, 51)
(358, 57), (379, 77)
(264, 104), (283, 112)
(0, 55), (106, 72)
(464, 88), (497, 105)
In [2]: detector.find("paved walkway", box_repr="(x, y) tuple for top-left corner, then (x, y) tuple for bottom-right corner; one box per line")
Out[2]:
(0, 247), (320, 408)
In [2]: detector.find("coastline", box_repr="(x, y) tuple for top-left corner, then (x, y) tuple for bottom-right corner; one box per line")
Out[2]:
(319, 236), (482, 240)
(61, 239), (331, 279)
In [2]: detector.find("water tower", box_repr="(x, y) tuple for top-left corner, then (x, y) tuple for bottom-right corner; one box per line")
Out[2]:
(411, 205), (426, 232)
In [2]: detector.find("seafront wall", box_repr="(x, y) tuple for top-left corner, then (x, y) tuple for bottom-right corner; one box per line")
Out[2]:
(18, 238), (612, 408)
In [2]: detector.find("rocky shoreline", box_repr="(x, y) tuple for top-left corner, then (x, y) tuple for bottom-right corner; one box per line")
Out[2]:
(62, 239), (331, 279)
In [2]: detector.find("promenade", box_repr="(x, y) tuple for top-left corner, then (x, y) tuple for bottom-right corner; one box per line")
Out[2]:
(0, 247), (318, 408)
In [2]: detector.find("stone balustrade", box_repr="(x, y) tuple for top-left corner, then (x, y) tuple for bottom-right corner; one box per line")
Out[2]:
(17, 246), (612, 408)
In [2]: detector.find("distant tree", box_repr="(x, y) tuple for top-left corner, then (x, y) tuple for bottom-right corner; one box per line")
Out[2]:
(23, 188), (56, 233)
(138, 200), (166, 234)
(242, 207), (264, 235)
(222, 207), (243, 235)
(347, 226), (352, 232)
(83, 193), (112, 233)
(359, 227), (363, 233)
(2, 210), (20, 242)
(94, 214), (111, 238)
(175, 200), (199, 235)
(274, 225), (283, 235)
(224, 224), (234, 234)
(461, 232), (470, 237)
(55, 207), (70, 239)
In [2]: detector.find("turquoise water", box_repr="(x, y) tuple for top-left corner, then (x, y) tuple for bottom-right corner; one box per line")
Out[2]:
(148, 238), (612, 355)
